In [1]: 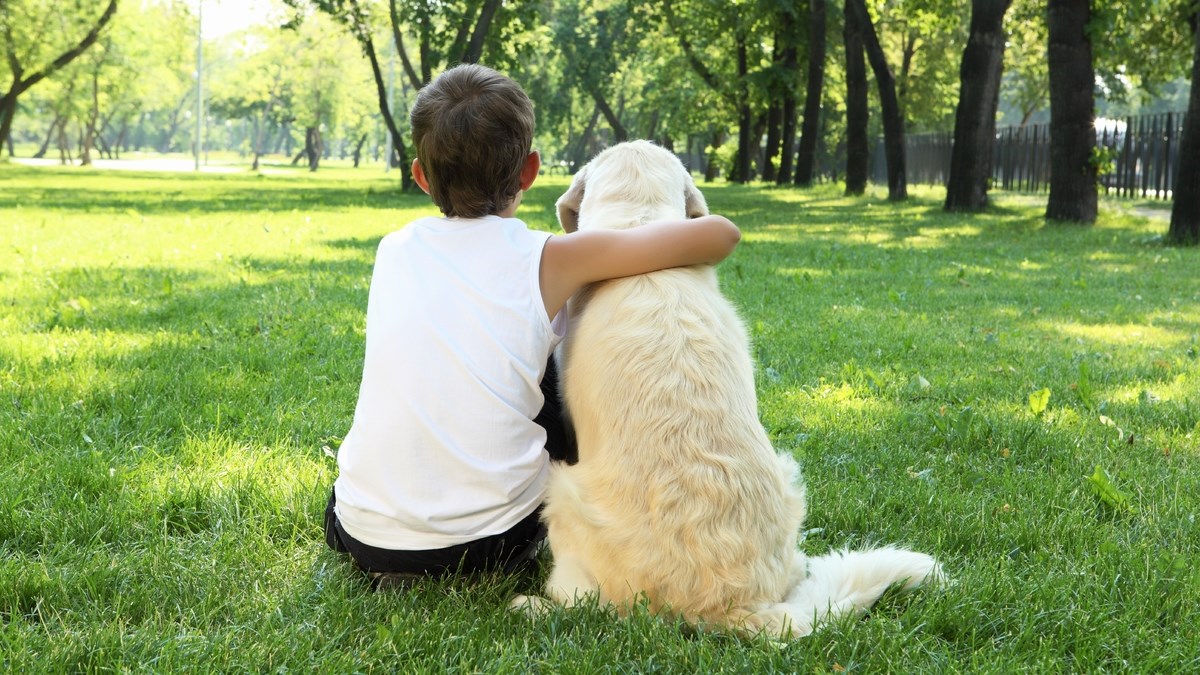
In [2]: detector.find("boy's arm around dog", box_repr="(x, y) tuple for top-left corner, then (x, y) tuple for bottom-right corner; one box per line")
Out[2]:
(538, 215), (741, 319)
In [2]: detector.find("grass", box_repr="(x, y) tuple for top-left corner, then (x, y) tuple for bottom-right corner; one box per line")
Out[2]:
(1, 161), (1198, 672)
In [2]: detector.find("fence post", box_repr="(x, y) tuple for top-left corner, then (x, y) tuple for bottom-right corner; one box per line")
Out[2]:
(1162, 112), (1174, 199)
(1122, 117), (1134, 198)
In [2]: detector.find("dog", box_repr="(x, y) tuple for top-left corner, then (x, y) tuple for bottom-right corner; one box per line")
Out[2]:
(514, 141), (942, 638)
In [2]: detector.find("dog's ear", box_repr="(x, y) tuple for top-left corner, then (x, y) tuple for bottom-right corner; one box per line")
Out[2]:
(556, 165), (588, 233)
(684, 174), (708, 218)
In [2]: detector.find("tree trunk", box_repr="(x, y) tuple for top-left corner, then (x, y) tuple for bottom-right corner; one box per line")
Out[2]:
(80, 71), (101, 166)
(160, 94), (189, 153)
(33, 115), (63, 158)
(592, 89), (627, 142)
(1168, 12), (1200, 245)
(359, 22), (412, 188)
(763, 103), (783, 183)
(112, 115), (129, 158)
(945, 0), (1013, 212)
(645, 110), (660, 143)
(461, 0), (502, 64)
(57, 120), (73, 164)
(706, 130), (726, 183)
(352, 132), (368, 168)
(848, 0), (906, 200)
(777, 7), (800, 185)
(252, 113), (263, 171)
(899, 32), (916, 114)
(796, 0), (827, 187)
(305, 126), (322, 171)
(1045, 0), (1097, 223)
(570, 105), (601, 173)
(735, 33), (753, 184)
(389, 0), (424, 89)
(0, 86), (18, 157)
(843, 0), (869, 195)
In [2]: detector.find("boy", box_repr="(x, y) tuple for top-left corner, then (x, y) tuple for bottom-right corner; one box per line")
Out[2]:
(324, 64), (740, 586)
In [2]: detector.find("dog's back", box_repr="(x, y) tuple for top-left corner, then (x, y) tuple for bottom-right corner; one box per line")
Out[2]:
(556, 266), (805, 609)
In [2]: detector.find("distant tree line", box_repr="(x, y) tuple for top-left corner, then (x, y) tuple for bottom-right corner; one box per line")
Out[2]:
(2, 0), (1198, 242)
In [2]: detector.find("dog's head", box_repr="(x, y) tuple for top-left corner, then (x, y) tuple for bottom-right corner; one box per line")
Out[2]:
(556, 140), (708, 233)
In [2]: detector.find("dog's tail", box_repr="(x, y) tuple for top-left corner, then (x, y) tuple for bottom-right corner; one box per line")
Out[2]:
(735, 547), (944, 638)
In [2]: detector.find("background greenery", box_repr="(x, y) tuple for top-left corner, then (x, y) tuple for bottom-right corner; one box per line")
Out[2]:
(1, 163), (1197, 671)
(4, 0), (1195, 174)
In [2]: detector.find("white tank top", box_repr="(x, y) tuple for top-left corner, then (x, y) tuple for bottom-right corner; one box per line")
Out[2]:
(334, 215), (566, 550)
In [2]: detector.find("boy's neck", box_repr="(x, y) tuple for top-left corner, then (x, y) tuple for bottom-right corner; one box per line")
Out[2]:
(494, 192), (522, 219)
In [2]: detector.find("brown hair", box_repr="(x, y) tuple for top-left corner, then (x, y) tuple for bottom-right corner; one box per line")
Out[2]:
(410, 64), (535, 218)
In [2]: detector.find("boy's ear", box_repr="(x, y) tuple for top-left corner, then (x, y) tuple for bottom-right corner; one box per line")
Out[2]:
(411, 159), (432, 195)
(519, 151), (540, 191)
(556, 164), (588, 234)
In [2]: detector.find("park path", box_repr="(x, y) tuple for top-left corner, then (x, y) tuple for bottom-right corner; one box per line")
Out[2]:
(14, 156), (246, 174)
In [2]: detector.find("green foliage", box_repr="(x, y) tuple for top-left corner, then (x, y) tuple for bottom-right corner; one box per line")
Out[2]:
(1089, 144), (1118, 180)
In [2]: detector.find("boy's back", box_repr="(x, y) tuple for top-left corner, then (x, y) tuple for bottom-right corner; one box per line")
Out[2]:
(334, 214), (567, 551)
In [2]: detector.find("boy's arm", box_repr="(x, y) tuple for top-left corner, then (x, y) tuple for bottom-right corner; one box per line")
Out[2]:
(539, 215), (741, 319)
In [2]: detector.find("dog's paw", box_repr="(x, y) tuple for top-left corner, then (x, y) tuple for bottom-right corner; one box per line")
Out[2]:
(509, 593), (554, 617)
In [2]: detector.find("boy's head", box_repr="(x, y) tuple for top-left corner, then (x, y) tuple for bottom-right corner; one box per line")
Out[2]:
(410, 64), (536, 218)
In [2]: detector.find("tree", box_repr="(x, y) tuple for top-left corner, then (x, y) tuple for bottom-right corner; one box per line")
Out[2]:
(286, 0), (413, 186)
(847, 0), (907, 200)
(553, 1), (641, 144)
(999, 0), (1048, 126)
(794, 0), (826, 187)
(843, 0), (869, 195)
(663, 0), (785, 183)
(209, 28), (295, 171)
(387, 0), (522, 90)
(759, 14), (792, 184)
(1045, 0), (1097, 223)
(290, 16), (356, 171)
(0, 0), (119, 153)
(1169, 6), (1200, 245)
(776, 3), (803, 185)
(944, 0), (1013, 211)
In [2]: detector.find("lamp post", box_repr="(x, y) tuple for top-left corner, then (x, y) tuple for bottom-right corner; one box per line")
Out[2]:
(194, 0), (204, 171)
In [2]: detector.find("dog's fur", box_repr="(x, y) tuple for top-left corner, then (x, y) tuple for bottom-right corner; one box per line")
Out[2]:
(515, 141), (942, 638)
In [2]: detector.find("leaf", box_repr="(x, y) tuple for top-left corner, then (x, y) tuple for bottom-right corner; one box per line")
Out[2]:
(1028, 388), (1051, 416)
(1098, 414), (1125, 441)
(1074, 361), (1096, 409)
(1085, 465), (1136, 514)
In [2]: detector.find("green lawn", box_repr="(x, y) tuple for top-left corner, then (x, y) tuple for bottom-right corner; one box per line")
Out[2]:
(1, 162), (1197, 672)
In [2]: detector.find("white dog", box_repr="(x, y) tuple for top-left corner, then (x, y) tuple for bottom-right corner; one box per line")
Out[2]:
(517, 141), (942, 638)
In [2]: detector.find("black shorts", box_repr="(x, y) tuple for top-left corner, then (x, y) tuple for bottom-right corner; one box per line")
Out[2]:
(323, 355), (575, 581)
(324, 488), (546, 579)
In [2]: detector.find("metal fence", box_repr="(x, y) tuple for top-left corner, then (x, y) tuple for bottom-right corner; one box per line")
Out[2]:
(875, 111), (1188, 199)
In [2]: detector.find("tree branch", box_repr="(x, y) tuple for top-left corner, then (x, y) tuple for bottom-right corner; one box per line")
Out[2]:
(390, 0), (424, 89)
(662, 0), (732, 106)
(462, 0), (502, 64)
(7, 0), (118, 100)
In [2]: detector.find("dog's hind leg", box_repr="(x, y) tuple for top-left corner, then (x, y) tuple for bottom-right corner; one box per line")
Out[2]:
(544, 554), (599, 608)
(509, 556), (599, 617)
